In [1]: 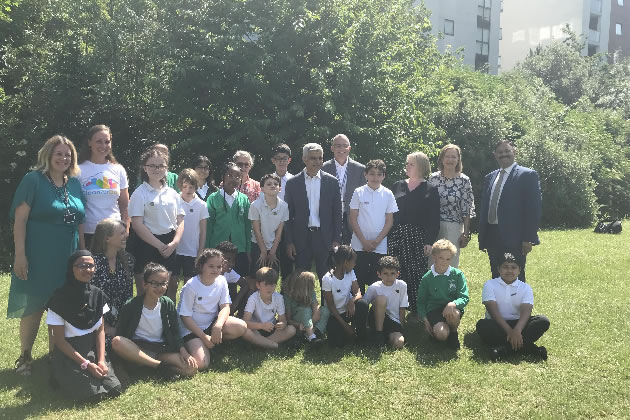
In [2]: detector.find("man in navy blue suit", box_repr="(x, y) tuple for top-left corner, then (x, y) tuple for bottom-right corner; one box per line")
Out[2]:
(284, 143), (343, 283)
(478, 140), (542, 282)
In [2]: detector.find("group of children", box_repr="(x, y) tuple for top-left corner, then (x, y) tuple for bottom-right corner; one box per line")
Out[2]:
(117, 141), (549, 380)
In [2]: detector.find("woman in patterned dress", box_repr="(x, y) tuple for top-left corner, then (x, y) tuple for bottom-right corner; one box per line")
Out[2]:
(427, 144), (475, 268)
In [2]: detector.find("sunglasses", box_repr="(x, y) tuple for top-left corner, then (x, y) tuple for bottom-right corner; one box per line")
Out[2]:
(74, 263), (95, 270)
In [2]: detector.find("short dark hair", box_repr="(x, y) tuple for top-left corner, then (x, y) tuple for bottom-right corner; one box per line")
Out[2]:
(143, 262), (169, 282)
(378, 255), (400, 272)
(498, 252), (521, 269)
(256, 267), (279, 285)
(195, 248), (224, 273)
(494, 139), (516, 151)
(260, 173), (281, 186)
(272, 143), (291, 157)
(365, 159), (386, 175)
(216, 241), (237, 256)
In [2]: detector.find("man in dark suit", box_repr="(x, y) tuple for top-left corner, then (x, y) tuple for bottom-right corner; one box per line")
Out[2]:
(284, 143), (343, 282)
(322, 134), (366, 245)
(478, 140), (542, 282)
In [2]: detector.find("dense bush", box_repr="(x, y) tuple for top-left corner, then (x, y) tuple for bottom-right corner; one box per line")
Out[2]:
(1, 2), (629, 270)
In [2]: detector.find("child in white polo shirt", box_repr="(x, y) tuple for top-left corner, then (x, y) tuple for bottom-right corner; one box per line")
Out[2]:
(173, 169), (209, 283)
(476, 253), (550, 361)
(129, 147), (185, 300)
(243, 267), (296, 348)
(349, 160), (398, 294)
(270, 144), (295, 279)
(363, 256), (408, 349)
(248, 174), (289, 274)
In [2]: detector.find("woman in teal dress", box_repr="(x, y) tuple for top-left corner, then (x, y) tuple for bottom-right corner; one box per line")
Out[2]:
(10, 135), (85, 375)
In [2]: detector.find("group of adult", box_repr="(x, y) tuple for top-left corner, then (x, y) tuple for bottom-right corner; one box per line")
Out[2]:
(8, 127), (542, 381)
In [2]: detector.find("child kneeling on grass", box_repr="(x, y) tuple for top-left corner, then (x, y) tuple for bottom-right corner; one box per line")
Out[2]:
(363, 256), (408, 349)
(243, 267), (297, 348)
(417, 239), (469, 350)
(178, 248), (277, 369)
(283, 270), (329, 343)
(476, 252), (550, 361)
(112, 263), (198, 379)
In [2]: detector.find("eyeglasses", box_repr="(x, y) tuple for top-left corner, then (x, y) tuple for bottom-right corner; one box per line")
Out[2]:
(195, 165), (210, 170)
(146, 281), (168, 288)
(272, 157), (289, 162)
(74, 263), (95, 270)
(235, 162), (251, 168)
(145, 164), (168, 171)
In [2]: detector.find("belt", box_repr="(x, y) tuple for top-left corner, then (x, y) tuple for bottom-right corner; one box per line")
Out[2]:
(307, 226), (320, 232)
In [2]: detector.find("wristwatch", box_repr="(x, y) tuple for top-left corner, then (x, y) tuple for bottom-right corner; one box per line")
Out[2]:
(80, 360), (89, 370)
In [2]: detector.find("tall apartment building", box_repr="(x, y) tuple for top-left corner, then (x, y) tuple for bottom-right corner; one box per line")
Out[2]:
(499, 0), (615, 72)
(417, 0), (501, 74)
(609, 0), (630, 61)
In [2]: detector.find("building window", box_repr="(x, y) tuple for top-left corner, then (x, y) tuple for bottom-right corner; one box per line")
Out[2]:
(619, 0), (624, 6)
(444, 19), (455, 36)
(589, 15), (599, 31)
(617, 23), (623, 35)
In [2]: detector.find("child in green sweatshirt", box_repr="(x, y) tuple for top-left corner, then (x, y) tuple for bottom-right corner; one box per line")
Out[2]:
(417, 239), (469, 350)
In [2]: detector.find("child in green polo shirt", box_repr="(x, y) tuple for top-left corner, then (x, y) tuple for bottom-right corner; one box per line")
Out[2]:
(417, 239), (469, 350)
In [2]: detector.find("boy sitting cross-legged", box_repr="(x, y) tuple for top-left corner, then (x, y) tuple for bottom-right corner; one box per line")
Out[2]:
(476, 252), (550, 361)
(417, 239), (469, 350)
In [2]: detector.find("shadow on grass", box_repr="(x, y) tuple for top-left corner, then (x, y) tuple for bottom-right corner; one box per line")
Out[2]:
(463, 331), (548, 365)
(208, 338), (304, 374)
(300, 340), (385, 365)
(0, 357), (105, 419)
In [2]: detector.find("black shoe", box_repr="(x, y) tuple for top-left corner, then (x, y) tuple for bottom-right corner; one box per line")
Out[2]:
(15, 350), (33, 376)
(447, 332), (460, 350)
(537, 346), (548, 361)
(490, 346), (506, 361)
(155, 362), (177, 380)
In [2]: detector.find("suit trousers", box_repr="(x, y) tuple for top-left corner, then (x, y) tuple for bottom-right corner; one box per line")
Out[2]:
(294, 229), (331, 285)
(485, 224), (528, 282)
(341, 212), (352, 245)
(476, 315), (550, 347)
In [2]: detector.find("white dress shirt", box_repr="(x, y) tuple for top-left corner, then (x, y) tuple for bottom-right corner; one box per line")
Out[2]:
(304, 170), (321, 228)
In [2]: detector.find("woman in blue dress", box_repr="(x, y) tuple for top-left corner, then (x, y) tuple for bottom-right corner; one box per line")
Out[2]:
(10, 135), (85, 375)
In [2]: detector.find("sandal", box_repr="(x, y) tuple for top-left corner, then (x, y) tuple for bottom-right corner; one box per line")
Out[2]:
(15, 351), (33, 376)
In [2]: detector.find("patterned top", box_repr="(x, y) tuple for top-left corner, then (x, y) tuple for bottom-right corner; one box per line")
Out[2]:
(238, 177), (261, 203)
(91, 253), (135, 328)
(427, 171), (476, 224)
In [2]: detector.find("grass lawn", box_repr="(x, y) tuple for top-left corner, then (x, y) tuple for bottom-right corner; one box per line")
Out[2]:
(0, 227), (628, 419)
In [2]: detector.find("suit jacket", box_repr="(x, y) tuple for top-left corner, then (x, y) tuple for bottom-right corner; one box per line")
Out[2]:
(322, 157), (366, 213)
(478, 164), (542, 251)
(284, 170), (343, 251)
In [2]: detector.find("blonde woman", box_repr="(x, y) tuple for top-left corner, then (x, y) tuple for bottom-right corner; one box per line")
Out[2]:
(427, 144), (475, 268)
(10, 135), (85, 375)
(389, 152), (439, 322)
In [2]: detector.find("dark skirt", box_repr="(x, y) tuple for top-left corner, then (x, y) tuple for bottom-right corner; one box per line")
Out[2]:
(388, 223), (428, 313)
(50, 330), (122, 401)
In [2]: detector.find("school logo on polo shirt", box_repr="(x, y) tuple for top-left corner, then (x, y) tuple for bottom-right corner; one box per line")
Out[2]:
(448, 281), (456, 291)
(395, 289), (400, 293)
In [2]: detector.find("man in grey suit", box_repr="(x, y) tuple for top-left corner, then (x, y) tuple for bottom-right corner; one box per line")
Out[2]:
(322, 134), (366, 245)
(284, 143), (343, 282)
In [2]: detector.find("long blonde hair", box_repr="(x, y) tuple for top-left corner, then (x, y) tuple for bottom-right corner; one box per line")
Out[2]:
(285, 270), (316, 307)
(91, 218), (131, 281)
(34, 135), (80, 177)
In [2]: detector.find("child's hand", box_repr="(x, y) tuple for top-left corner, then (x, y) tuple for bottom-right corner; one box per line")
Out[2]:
(261, 322), (275, 332)
(342, 322), (355, 337)
(275, 321), (286, 330)
(180, 349), (198, 369)
(424, 319), (434, 336)
(203, 334), (215, 349)
(312, 307), (321, 324)
(87, 362), (105, 379)
(507, 329), (523, 350)
(442, 303), (459, 323)
(161, 242), (176, 258)
(97, 361), (109, 376)
(268, 250), (279, 266)
(210, 325), (223, 344)
(257, 252), (267, 267)
(458, 234), (470, 248)
(346, 299), (356, 316)
(367, 240), (379, 252)
(295, 323), (305, 331)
